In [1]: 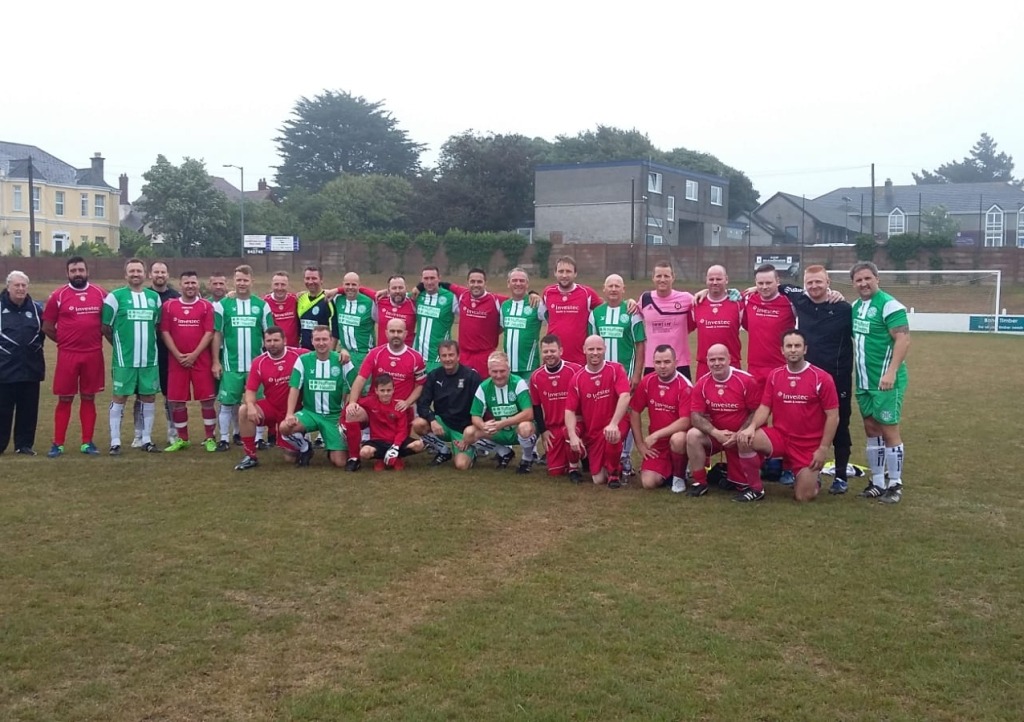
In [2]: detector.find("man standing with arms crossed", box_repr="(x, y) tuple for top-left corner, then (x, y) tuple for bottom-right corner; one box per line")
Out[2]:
(501, 267), (547, 378)
(413, 340), (481, 470)
(42, 256), (106, 457)
(565, 335), (632, 488)
(102, 258), (162, 455)
(160, 271), (217, 452)
(211, 265), (272, 452)
(850, 261), (910, 504)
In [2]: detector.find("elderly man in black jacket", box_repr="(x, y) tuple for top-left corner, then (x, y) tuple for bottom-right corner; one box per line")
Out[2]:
(0, 270), (45, 455)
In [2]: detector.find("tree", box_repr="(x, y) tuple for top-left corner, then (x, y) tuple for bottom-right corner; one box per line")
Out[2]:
(136, 156), (233, 257)
(275, 90), (425, 192)
(412, 131), (552, 233)
(118, 225), (150, 257)
(312, 174), (413, 239)
(913, 133), (1020, 186)
(920, 205), (960, 240)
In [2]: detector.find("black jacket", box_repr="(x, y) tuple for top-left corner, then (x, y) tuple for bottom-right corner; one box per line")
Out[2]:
(0, 290), (45, 383)
(417, 364), (482, 431)
(780, 285), (853, 384)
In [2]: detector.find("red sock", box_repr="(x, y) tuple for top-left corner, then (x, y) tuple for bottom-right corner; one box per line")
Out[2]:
(242, 435), (257, 457)
(343, 422), (362, 459)
(80, 398), (97, 444)
(201, 405), (217, 440)
(172, 406), (189, 441)
(54, 399), (73, 446)
(670, 451), (688, 479)
(739, 453), (764, 492)
(691, 467), (708, 485)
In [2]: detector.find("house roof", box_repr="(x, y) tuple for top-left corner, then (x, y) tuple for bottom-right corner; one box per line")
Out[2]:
(758, 192), (854, 229)
(536, 159), (729, 185)
(814, 181), (1024, 215)
(0, 141), (115, 189)
(210, 175), (275, 203)
(731, 210), (786, 236)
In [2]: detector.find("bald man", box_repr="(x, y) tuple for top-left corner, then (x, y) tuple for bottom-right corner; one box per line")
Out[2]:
(691, 265), (743, 379)
(332, 271), (377, 384)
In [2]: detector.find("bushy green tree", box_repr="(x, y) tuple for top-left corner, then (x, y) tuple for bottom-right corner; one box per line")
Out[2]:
(136, 156), (232, 256)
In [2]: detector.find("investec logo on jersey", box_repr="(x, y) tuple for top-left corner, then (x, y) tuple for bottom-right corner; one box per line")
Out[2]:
(231, 316), (258, 328)
(708, 399), (741, 412)
(307, 379), (338, 392)
(585, 388), (613, 402)
(700, 317), (733, 328)
(778, 392), (811, 403)
(127, 309), (155, 321)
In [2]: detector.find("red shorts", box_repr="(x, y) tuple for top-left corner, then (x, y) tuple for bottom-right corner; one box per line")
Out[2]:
(582, 418), (630, 476)
(254, 399), (286, 429)
(640, 445), (673, 480)
(167, 364), (216, 402)
(53, 349), (105, 395)
(763, 427), (820, 473)
(460, 350), (492, 379)
(542, 426), (575, 475)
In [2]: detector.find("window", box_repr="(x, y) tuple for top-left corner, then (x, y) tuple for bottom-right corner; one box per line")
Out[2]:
(667, 195), (675, 221)
(80, 235), (90, 245)
(81, 193), (89, 216)
(13, 185), (23, 211)
(712, 224), (721, 245)
(94, 194), (105, 218)
(647, 216), (664, 228)
(984, 205), (1004, 247)
(710, 185), (723, 206)
(785, 225), (800, 240)
(95, 236), (106, 245)
(887, 208), (906, 237)
(32, 187), (40, 212)
(646, 233), (664, 245)
(54, 235), (65, 253)
(12, 231), (22, 252)
(31, 231), (40, 255)
(685, 180), (698, 201)
(1017, 209), (1024, 248)
(55, 191), (65, 216)
(647, 172), (662, 194)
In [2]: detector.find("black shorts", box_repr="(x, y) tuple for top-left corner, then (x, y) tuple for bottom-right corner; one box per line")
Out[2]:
(364, 437), (417, 458)
(644, 365), (691, 382)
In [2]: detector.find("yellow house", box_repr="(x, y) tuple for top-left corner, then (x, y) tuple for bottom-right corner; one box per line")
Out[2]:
(0, 143), (121, 255)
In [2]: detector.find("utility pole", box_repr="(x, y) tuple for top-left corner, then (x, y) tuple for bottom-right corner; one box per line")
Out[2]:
(28, 156), (37, 257)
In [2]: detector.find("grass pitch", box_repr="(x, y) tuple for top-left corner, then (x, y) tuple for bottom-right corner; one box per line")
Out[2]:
(2, 277), (1023, 720)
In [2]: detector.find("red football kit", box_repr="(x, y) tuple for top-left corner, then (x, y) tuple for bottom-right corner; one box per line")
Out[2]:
(566, 361), (631, 477)
(630, 371), (692, 479)
(690, 366), (764, 491)
(528, 360), (581, 475)
(160, 297), (216, 401)
(542, 283), (602, 365)
(456, 289), (506, 377)
(376, 296), (417, 346)
(360, 394), (413, 445)
(263, 292), (300, 347)
(691, 297), (743, 379)
(247, 347), (307, 431)
(761, 362), (839, 473)
(742, 292), (795, 384)
(43, 283), (107, 395)
(358, 345), (426, 401)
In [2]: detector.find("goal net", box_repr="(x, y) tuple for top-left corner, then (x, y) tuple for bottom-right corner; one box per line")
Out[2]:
(827, 269), (1005, 333)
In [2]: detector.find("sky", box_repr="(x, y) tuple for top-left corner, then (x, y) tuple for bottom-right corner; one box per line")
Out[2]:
(6, 0), (1023, 207)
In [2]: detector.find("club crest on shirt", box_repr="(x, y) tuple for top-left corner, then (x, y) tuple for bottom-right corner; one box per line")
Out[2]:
(439, 298), (447, 306)
(790, 380), (797, 387)
(594, 379), (601, 386)
(712, 306), (719, 314)
(183, 308), (190, 315)
(312, 307), (319, 316)
(457, 379), (464, 389)
(148, 298), (156, 308)
(659, 388), (665, 396)
(330, 366), (340, 377)
(868, 307), (878, 318)
(562, 296), (568, 302)
(390, 361), (396, 367)
(718, 388), (725, 396)
(357, 305), (366, 314)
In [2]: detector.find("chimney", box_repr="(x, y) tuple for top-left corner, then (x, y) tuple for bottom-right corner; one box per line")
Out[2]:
(884, 178), (894, 206)
(119, 174), (129, 205)
(257, 178), (268, 192)
(91, 152), (105, 182)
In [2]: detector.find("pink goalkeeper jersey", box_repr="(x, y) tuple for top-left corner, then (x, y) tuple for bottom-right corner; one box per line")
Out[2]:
(639, 289), (695, 368)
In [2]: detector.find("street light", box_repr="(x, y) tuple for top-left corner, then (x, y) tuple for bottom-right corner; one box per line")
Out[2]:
(223, 164), (244, 257)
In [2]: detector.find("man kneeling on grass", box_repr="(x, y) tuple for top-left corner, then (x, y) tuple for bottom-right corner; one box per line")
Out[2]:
(346, 373), (424, 471)
(462, 351), (536, 474)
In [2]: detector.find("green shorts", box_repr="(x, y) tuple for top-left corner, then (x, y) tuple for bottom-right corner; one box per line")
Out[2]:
(856, 387), (905, 425)
(112, 366), (159, 396)
(487, 426), (520, 447)
(435, 416), (474, 457)
(218, 371), (248, 405)
(294, 410), (345, 451)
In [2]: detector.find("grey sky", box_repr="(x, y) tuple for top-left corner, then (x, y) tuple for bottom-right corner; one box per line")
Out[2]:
(7, 0), (1022, 206)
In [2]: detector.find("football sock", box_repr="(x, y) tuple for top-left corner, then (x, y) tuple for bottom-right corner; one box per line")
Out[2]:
(201, 405), (217, 439)
(621, 430), (634, 457)
(866, 436), (886, 487)
(164, 399), (175, 441)
(343, 422), (362, 459)
(255, 426), (266, 442)
(109, 402), (125, 446)
(80, 398), (96, 444)
(494, 444), (512, 457)
(885, 444), (904, 486)
(518, 434), (537, 462)
(739, 451), (764, 492)
(834, 444), (851, 483)
(141, 402), (156, 444)
(670, 451), (688, 479)
(219, 405), (236, 441)
(54, 399), (73, 446)
(242, 435), (257, 457)
(420, 433), (447, 454)
(133, 398), (143, 440)
(172, 406), (189, 441)
(286, 433), (309, 452)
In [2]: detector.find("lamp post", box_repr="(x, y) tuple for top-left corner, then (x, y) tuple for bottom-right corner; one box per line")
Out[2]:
(223, 164), (244, 257)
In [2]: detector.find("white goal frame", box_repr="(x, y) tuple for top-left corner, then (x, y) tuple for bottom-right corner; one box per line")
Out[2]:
(827, 269), (1010, 334)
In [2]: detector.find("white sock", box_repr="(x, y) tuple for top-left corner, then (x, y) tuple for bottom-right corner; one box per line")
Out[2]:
(494, 444), (512, 457)
(165, 400), (176, 441)
(885, 444), (904, 486)
(621, 430), (634, 457)
(287, 433), (309, 452)
(109, 402), (125, 446)
(219, 405), (236, 441)
(518, 434), (536, 462)
(133, 398), (143, 439)
(866, 436), (886, 487)
(142, 402), (156, 444)
(421, 433), (448, 454)
(255, 425), (266, 442)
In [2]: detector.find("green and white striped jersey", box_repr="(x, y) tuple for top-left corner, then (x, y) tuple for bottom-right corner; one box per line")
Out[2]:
(214, 297), (271, 373)
(333, 293), (376, 357)
(414, 289), (458, 365)
(290, 351), (352, 416)
(470, 375), (531, 421)
(102, 287), (162, 369)
(500, 298), (547, 375)
(852, 290), (908, 391)
(587, 303), (646, 376)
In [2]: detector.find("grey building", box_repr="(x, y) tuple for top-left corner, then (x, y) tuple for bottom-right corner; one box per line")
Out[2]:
(534, 160), (730, 246)
(754, 192), (859, 246)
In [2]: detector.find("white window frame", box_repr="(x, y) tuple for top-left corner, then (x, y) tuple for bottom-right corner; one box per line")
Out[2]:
(1017, 209), (1024, 248)
(685, 179), (698, 201)
(667, 195), (675, 221)
(887, 208), (906, 237)
(32, 186), (41, 212)
(94, 194), (105, 218)
(984, 205), (1004, 247)
(13, 185), (23, 211)
(80, 235), (90, 245)
(12, 230), (22, 252)
(31, 231), (40, 255)
(647, 171), (662, 194)
(81, 193), (89, 216)
(647, 216), (664, 228)
(710, 185), (723, 206)
(646, 233), (664, 245)
(55, 191), (65, 216)
(95, 236), (106, 246)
